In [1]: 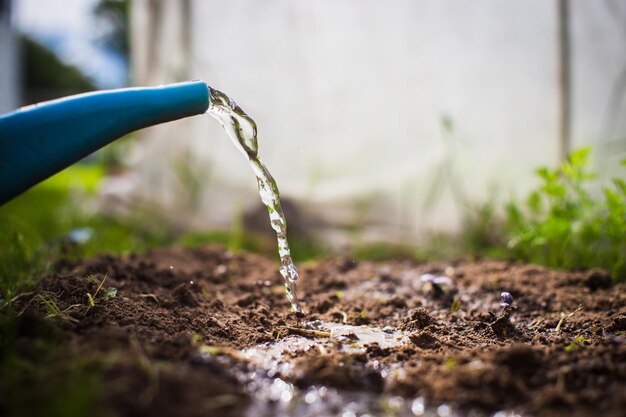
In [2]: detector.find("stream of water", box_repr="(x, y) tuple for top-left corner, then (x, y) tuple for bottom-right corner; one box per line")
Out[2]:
(206, 86), (304, 316)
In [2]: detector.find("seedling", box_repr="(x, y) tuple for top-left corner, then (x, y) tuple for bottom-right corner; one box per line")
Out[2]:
(489, 291), (518, 339)
(84, 274), (116, 316)
(36, 294), (78, 323)
(190, 332), (202, 346)
(500, 291), (513, 309)
(565, 335), (591, 351)
(273, 329), (284, 341)
(444, 358), (457, 368)
(497, 291), (515, 320)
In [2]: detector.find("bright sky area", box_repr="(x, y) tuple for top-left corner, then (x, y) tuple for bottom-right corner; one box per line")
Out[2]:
(14, 0), (126, 88)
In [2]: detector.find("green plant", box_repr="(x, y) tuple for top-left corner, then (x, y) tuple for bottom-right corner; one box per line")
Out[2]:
(85, 274), (117, 316)
(505, 148), (626, 280)
(565, 335), (591, 352)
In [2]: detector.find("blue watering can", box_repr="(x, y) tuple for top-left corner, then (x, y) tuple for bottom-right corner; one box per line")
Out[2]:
(0, 81), (209, 205)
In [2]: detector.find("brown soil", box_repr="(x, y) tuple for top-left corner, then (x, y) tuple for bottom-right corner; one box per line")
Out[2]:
(13, 245), (626, 417)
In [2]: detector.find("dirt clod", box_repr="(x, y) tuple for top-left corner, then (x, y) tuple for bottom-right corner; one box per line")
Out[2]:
(402, 307), (433, 331)
(409, 330), (440, 349)
(584, 269), (613, 292)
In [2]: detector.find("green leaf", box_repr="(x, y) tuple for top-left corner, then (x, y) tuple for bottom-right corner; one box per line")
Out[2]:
(535, 167), (553, 182)
(444, 358), (457, 368)
(103, 287), (117, 300)
(568, 147), (591, 166)
(613, 178), (626, 197)
(604, 188), (621, 208)
(565, 335), (591, 351)
(86, 293), (95, 308)
(527, 191), (543, 214)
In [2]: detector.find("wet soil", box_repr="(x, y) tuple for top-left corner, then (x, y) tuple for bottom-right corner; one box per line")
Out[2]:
(12, 245), (626, 417)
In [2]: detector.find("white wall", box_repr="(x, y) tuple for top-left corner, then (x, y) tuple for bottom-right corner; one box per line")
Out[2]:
(124, 0), (626, 245)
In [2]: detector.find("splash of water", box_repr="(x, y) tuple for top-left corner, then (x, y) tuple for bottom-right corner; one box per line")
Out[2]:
(206, 86), (303, 316)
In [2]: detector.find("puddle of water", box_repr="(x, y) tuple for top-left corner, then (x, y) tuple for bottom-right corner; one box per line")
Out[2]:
(316, 321), (408, 351)
(197, 321), (461, 416)
(245, 385), (433, 417)
(240, 321), (408, 374)
(241, 334), (319, 376)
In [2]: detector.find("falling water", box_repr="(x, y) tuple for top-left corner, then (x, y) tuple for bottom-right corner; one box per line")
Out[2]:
(206, 86), (303, 316)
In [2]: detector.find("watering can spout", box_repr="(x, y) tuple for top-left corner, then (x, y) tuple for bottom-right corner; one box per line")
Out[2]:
(0, 81), (210, 205)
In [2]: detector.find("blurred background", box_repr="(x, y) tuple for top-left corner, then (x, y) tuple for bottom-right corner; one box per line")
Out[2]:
(1, 0), (625, 262)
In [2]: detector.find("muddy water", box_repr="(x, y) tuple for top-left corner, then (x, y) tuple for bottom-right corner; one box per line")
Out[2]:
(241, 321), (408, 370)
(198, 322), (455, 417)
(205, 86), (303, 315)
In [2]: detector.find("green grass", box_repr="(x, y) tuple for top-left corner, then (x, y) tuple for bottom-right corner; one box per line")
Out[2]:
(0, 163), (168, 417)
(0, 163), (171, 299)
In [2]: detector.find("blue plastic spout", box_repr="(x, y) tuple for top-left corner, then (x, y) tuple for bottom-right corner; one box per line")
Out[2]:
(0, 81), (210, 205)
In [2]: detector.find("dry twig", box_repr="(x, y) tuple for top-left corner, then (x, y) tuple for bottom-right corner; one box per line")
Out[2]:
(555, 304), (584, 332)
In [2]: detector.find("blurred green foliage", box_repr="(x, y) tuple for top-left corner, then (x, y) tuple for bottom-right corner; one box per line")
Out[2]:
(505, 148), (626, 280)
(94, 0), (130, 64)
(0, 163), (324, 303)
(0, 167), (114, 417)
(3, 15), (129, 415)
(0, 309), (106, 417)
(0, 164), (171, 299)
(22, 36), (95, 105)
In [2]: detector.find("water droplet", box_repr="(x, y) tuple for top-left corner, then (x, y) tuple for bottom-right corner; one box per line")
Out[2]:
(67, 227), (93, 244)
(304, 392), (317, 404)
(280, 390), (293, 402)
(411, 398), (425, 415)
(437, 404), (451, 417)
